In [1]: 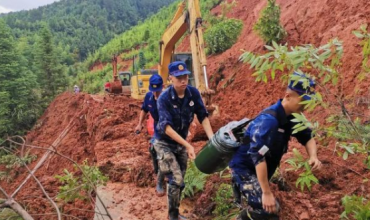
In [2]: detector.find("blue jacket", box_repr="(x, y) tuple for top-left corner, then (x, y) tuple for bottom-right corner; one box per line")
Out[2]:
(229, 99), (312, 179)
(141, 92), (159, 136)
(155, 85), (208, 145)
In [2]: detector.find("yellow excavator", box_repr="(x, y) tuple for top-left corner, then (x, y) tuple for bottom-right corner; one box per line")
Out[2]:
(109, 54), (155, 99)
(158, 0), (216, 112)
(113, 0), (215, 108)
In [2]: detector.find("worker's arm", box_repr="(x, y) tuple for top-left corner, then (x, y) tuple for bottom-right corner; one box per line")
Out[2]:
(305, 138), (322, 170)
(201, 117), (214, 140)
(255, 160), (277, 213)
(165, 125), (196, 159)
(193, 88), (213, 139)
(136, 93), (150, 133)
(135, 110), (146, 132)
(291, 122), (322, 170)
(246, 115), (278, 213)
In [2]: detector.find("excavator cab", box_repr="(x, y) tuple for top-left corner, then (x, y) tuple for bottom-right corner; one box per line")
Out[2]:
(131, 69), (158, 100)
(172, 53), (195, 86)
(118, 71), (132, 95)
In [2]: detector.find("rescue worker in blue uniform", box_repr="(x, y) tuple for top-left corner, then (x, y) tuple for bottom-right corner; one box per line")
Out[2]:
(135, 74), (166, 196)
(155, 61), (214, 220)
(229, 72), (322, 220)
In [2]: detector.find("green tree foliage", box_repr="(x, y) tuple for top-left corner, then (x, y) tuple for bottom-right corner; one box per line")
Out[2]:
(285, 149), (318, 191)
(352, 24), (370, 80)
(0, 20), (41, 141)
(204, 19), (243, 54)
(253, 0), (287, 44)
(34, 24), (69, 106)
(142, 29), (150, 43)
(138, 50), (147, 69)
(75, 0), (221, 93)
(2, 0), (177, 60)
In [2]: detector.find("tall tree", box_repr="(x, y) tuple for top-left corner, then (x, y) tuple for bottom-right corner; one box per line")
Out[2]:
(0, 20), (40, 140)
(34, 24), (68, 106)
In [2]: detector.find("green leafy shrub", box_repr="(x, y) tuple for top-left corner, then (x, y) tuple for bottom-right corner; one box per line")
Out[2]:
(182, 161), (208, 199)
(205, 19), (243, 54)
(0, 152), (36, 169)
(0, 149), (37, 183)
(253, 0), (286, 44)
(55, 160), (108, 202)
(341, 195), (370, 220)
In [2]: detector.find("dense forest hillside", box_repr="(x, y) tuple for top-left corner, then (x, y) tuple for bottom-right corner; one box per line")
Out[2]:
(0, 0), (177, 141)
(1, 0), (176, 60)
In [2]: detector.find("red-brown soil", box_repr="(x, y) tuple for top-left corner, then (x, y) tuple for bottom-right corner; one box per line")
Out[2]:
(3, 0), (370, 219)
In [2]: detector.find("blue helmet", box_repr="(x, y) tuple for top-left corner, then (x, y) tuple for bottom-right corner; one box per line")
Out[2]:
(288, 71), (316, 100)
(149, 74), (163, 92)
(168, 61), (191, 77)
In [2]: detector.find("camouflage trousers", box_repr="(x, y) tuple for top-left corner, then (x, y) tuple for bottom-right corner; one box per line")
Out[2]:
(153, 140), (188, 219)
(232, 169), (280, 220)
(153, 140), (188, 187)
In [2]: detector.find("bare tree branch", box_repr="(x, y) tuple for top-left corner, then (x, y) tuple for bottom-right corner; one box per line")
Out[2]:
(30, 212), (82, 220)
(1, 147), (62, 220)
(6, 138), (113, 220)
(0, 186), (9, 198)
(11, 120), (75, 198)
(0, 187), (34, 220)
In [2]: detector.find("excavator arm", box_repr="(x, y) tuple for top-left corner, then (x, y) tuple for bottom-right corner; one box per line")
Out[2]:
(158, 0), (211, 94)
(110, 54), (123, 94)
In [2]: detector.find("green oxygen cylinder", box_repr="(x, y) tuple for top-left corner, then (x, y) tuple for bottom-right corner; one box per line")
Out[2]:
(195, 118), (251, 174)
(194, 136), (234, 174)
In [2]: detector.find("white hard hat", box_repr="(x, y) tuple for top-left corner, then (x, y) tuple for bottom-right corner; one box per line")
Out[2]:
(74, 85), (78, 87)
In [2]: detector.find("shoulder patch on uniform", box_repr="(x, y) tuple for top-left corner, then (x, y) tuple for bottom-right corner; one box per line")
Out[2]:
(258, 145), (269, 156)
(173, 105), (178, 108)
(189, 100), (194, 106)
(278, 128), (285, 133)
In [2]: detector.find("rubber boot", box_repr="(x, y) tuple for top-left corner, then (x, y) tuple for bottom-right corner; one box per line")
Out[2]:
(167, 184), (180, 220)
(232, 181), (242, 208)
(156, 171), (165, 197)
(149, 145), (159, 174)
(178, 187), (188, 220)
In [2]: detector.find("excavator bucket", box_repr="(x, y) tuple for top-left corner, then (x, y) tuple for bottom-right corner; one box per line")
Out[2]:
(110, 80), (123, 94)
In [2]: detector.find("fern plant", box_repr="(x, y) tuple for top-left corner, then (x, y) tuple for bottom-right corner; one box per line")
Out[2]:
(212, 183), (239, 220)
(341, 195), (370, 220)
(285, 148), (318, 191)
(182, 161), (208, 199)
